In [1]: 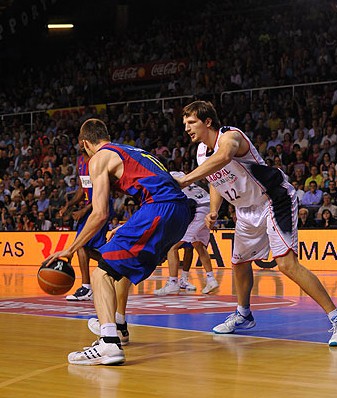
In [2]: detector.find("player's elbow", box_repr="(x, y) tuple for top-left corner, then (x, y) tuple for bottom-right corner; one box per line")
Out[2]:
(93, 211), (109, 225)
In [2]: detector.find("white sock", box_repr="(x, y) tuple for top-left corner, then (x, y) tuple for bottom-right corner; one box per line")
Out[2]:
(115, 312), (125, 324)
(328, 308), (337, 322)
(237, 305), (251, 317)
(83, 284), (91, 290)
(206, 271), (214, 280)
(169, 277), (178, 284)
(181, 271), (189, 279)
(100, 323), (117, 337)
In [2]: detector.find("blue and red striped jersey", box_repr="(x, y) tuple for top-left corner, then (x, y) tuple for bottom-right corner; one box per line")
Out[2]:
(98, 143), (186, 205)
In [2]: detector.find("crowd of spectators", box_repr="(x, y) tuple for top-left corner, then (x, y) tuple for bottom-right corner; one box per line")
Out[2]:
(0, 0), (337, 230)
(1, 0), (337, 112)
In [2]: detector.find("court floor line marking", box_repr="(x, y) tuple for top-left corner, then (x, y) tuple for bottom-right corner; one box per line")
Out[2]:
(0, 363), (68, 389)
(134, 323), (327, 345)
(0, 312), (328, 346)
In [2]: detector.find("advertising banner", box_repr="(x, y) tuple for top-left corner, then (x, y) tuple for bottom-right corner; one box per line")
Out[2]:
(110, 59), (189, 83)
(0, 230), (336, 271)
(46, 104), (107, 119)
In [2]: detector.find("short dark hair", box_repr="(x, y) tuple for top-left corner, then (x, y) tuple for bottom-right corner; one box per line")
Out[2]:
(79, 118), (110, 144)
(182, 101), (221, 130)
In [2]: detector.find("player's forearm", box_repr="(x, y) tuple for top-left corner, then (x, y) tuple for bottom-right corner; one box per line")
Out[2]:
(210, 186), (223, 214)
(182, 153), (230, 186)
(67, 187), (84, 207)
(67, 211), (108, 254)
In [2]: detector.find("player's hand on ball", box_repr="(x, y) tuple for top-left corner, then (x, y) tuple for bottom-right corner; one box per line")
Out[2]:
(43, 249), (74, 267)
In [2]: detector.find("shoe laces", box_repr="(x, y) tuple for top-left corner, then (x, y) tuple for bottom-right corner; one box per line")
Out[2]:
(225, 311), (245, 327)
(329, 320), (337, 334)
(155, 284), (169, 293)
(160, 283), (171, 291)
(166, 281), (177, 288)
(74, 286), (89, 296)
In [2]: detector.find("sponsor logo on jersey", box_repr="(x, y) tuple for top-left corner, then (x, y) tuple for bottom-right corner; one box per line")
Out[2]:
(80, 175), (92, 188)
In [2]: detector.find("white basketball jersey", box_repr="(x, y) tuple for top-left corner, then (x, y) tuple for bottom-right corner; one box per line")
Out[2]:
(170, 171), (209, 206)
(171, 171), (210, 246)
(197, 126), (292, 207)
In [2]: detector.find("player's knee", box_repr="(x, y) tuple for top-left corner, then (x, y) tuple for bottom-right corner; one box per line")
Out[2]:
(91, 267), (106, 284)
(192, 241), (203, 250)
(277, 258), (298, 277)
(276, 251), (298, 276)
(277, 261), (290, 275)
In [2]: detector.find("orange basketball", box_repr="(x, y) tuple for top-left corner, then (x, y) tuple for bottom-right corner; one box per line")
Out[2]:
(37, 259), (75, 295)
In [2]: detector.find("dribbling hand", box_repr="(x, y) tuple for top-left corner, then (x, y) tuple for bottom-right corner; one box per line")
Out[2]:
(43, 249), (74, 267)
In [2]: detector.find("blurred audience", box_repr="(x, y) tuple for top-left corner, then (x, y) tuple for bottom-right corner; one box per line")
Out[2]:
(0, 0), (337, 231)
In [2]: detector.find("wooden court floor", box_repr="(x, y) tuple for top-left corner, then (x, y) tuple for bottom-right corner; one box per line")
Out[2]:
(0, 265), (336, 398)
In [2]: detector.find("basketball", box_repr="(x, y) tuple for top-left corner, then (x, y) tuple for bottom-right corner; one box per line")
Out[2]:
(37, 259), (75, 295)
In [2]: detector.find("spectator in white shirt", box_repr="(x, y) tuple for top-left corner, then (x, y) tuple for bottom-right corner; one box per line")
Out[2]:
(320, 125), (337, 148)
(36, 211), (52, 231)
(291, 180), (305, 205)
(294, 129), (309, 153)
(316, 192), (337, 220)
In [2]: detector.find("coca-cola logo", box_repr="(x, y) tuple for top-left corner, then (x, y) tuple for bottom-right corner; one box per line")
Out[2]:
(151, 61), (186, 77)
(112, 67), (138, 81)
(111, 60), (188, 82)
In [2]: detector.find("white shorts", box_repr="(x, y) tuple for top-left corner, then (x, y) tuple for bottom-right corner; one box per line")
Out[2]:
(232, 186), (298, 264)
(181, 205), (210, 247)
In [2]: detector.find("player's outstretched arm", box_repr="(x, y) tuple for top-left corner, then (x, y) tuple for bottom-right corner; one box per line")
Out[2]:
(179, 132), (242, 187)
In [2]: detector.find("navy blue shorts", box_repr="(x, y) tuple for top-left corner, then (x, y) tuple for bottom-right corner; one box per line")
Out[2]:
(76, 211), (110, 249)
(99, 201), (190, 284)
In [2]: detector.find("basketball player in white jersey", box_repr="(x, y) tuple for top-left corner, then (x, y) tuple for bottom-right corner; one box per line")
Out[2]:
(176, 100), (337, 346)
(154, 170), (218, 295)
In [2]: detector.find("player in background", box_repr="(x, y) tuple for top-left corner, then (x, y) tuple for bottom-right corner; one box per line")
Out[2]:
(154, 170), (218, 295)
(176, 100), (337, 347)
(60, 152), (94, 301)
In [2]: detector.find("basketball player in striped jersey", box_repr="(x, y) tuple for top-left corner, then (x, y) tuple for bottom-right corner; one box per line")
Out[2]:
(60, 150), (131, 345)
(44, 118), (192, 365)
(176, 100), (337, 347)
(60, 152), (100, 301)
